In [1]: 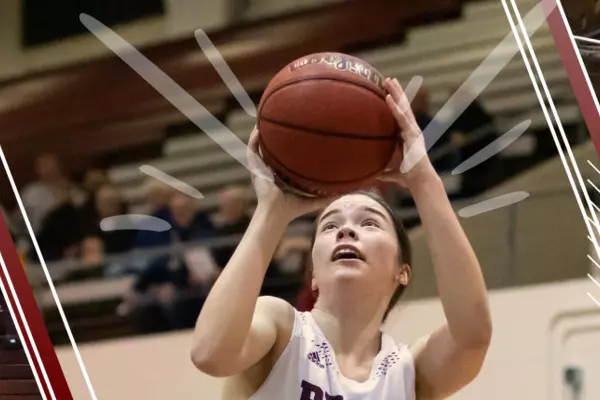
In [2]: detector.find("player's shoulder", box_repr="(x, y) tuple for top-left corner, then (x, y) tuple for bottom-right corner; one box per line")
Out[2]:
(255, 297), (298, 370)
(408, 335), (431, 359)
(256, 296), (296, 331)
(256, 295), (294, 313)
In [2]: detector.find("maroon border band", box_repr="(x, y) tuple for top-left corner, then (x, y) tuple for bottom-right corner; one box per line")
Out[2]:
(542, 0), (600, 156)
(0, 210), (74, 400)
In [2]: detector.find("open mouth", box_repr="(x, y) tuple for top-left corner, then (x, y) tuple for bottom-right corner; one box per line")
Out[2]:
(331, 245), (365, 262)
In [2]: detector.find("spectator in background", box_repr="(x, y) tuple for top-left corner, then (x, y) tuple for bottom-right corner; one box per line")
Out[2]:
(20, 154), (86, 235)
(35, 184), (85, 262)
(447, 84), (501, 196)
(144, 179), (174, 218)
(411, 86), (460, 172)
(80, 185), (135, 276)
(84, 168), (109, 192)
(132, 179), (175, 249)
(209, 186), (252, 270)
(273, 236), (312, 275)
(79, 168), (109, 226)
(168, 192), (214, 242)
(118, 195), (306, 332)
(447, 84), (497, 147)
(120, 192), (215, 332)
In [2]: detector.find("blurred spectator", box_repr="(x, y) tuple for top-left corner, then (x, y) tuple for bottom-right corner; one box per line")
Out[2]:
(447, 84), (502, 196)
(167, 191), (214, 242)
(84, 168), (110, 193)
(412, 86), (459, 172)
(209, 186), (252, 269)
(119, 188), (307, 333)
(79, 168), (110, 224)
(20, 154), (86, 235)
(80, 185), (135, 276)
(35, 184), (85, 262)
(144, 179), (174, 217)
(119, 192), (215, 332)
(447, 83), (498, 151)
(274, 235), (312, 275)
(132, 179), (175, 249)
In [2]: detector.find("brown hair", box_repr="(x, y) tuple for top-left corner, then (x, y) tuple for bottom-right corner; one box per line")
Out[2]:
(308, 190), (412, 321)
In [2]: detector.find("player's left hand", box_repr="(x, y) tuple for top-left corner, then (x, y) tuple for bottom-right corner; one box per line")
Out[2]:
(378, 78), (438, 191)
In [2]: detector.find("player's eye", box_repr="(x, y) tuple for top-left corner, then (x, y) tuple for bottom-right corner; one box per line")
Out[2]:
(322, 222), (338, 231)
(362, 219), (379, 228)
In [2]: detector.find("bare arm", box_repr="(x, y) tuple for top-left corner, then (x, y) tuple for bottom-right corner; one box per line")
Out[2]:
(409, 174), (492, 399)
(191, 127), (332, 377)
(382, 78), (492, 399)
(190, 206), (291, 377)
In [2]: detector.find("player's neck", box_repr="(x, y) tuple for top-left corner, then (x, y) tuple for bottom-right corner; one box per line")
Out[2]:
(311, 301), (384, 363)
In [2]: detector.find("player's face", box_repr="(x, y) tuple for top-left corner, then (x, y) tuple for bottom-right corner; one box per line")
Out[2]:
(312, 194), (401, 293)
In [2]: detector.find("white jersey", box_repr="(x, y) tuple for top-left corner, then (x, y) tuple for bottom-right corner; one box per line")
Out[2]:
(250, 309), (415, 400)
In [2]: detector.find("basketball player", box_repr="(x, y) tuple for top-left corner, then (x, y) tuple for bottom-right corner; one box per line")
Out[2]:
(191, 78), (492, 399)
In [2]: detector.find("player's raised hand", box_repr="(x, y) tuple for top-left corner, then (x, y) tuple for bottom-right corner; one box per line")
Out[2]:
(379, 78), (438, 190)
(247, 126), (336, 222)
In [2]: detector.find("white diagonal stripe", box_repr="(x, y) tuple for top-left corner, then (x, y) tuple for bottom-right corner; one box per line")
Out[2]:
(140, 165), (204, 199)
(587, 159), (600, 176)
(588, 254), (600, 269)
(587, 179), (600, 196)
(573, 35), (600, 45)
(458, 191), (529, 218)
(79, 14), (274, 184)
(504, 0), (600, 258)
(588, 273), (600, 289)
(401, 1), (554, 172)
(587, 292), (600, 307)
(0, 253), (49, 400)
(452, 120), (531, 175)
(194, 29), (257, 118)
(0, 147), (98, 400)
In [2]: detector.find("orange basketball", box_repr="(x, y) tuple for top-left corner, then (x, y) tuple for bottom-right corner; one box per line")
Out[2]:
(257, 52), (400, 197)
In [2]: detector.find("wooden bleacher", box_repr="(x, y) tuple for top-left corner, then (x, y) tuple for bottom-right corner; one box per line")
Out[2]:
(107, 0), (581, 215)
(0, 0), (463, 206)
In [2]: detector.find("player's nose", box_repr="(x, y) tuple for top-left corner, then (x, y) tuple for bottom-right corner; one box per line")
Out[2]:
(336, 226), (358, 241)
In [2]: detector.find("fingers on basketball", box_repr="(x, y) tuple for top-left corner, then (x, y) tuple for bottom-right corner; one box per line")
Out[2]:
(247, 127), (275, 183)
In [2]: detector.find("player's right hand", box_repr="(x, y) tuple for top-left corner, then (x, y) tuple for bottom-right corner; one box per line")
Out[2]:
(247, 126), (335, 223)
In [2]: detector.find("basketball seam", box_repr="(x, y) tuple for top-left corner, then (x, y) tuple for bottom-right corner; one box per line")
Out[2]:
(262, 76), (386, 103)
(259, 77), (396, 140)
(260, 117), (397, 141)
(259, 136), (391, 185)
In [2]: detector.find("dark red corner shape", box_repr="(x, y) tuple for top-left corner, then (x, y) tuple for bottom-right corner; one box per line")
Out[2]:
(542, 0), (600, 157)
(0, 210), (74, 400)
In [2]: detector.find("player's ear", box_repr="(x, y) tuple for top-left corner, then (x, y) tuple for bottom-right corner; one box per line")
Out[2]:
(395, 263), (411, 286)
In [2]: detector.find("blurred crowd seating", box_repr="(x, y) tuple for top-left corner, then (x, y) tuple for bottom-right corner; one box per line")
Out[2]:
(0, 0), (590, 345)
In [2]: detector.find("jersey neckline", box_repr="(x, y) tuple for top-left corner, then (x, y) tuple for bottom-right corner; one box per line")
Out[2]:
(304, 311), (395, 386)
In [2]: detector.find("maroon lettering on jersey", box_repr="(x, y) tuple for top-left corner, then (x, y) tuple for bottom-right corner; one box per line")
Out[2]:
(300, 380), (344, 400)
(300, 380), (323, 400)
